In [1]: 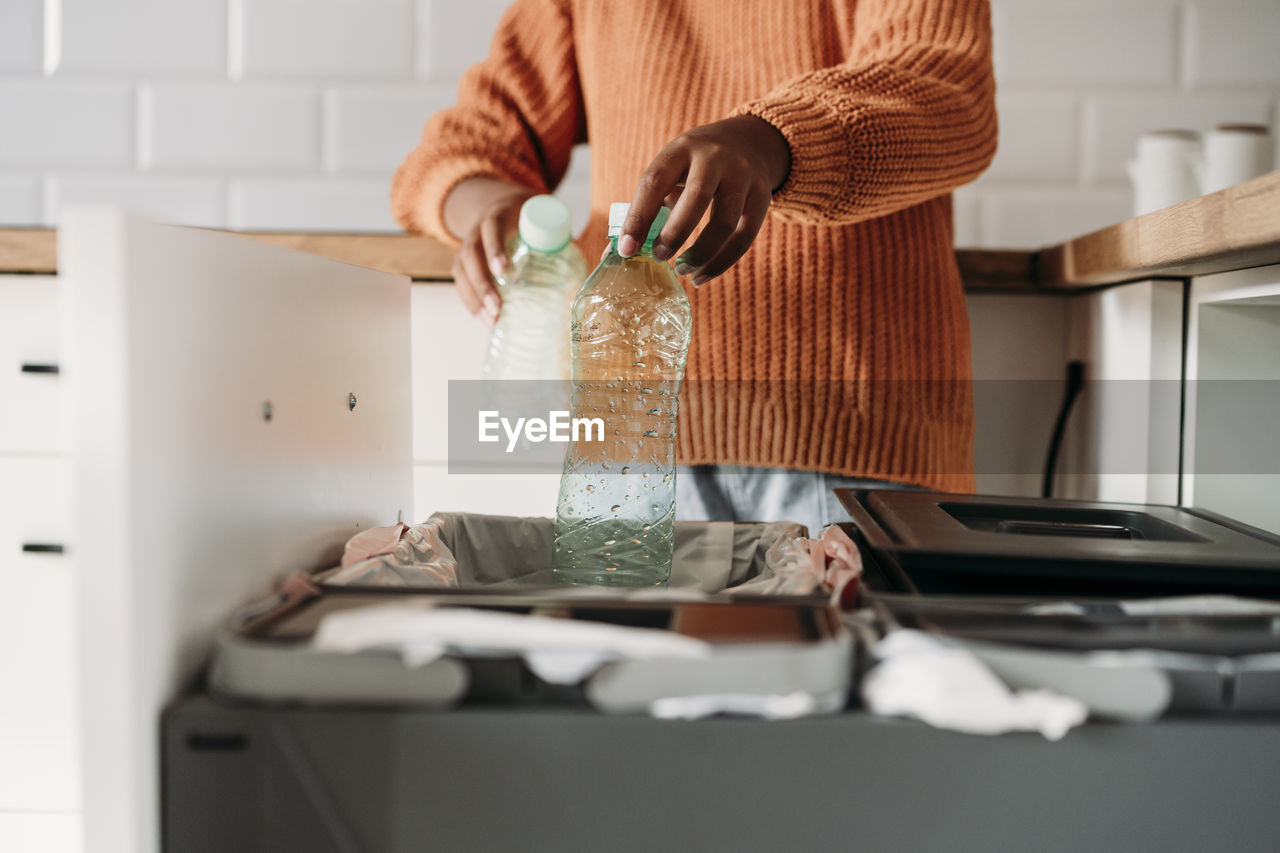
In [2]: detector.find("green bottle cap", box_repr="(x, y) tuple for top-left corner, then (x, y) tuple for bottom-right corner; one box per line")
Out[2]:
(608, 203), (671, 244)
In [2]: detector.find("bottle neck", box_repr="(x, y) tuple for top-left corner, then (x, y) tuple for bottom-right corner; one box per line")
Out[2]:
(609, 234), (656, 257)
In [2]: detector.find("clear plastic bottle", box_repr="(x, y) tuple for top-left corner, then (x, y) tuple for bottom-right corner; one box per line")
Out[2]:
(552, 204), (693, 586)
(482, 195), (588, 381)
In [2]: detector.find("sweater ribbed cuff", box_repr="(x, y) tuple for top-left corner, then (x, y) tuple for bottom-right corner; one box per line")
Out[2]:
(730, 88), (856, 220)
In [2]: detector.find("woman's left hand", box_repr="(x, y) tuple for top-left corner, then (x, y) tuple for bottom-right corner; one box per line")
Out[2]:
(618, 115), (791, 286)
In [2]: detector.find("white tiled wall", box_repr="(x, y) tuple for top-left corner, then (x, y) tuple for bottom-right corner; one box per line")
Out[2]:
(0, 0), (1277, 245)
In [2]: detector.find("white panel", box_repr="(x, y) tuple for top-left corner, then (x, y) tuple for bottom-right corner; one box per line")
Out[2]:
(0, 275), (62, 453)
(416, 0), (513, 80)
(992, 1), (1178, 86)
(1062, 280), (1185, 504)
(0, 0), (42, 72)
(325, 84), (456, 173)
(144, 82), (319, 172)
(0, 82), (133, 168)
(1184, 265), (1280, 534)
(415, 463), (560, 521)
(0, 459), (78, 812)
(57, 0), (225, 74)
(411, 283), (490, 461)
(49, 175), (227, 229)
(229, 178), (398, 231)
(240, 0), (414, 78)
(1185, 2), (1280, 86)
(59, 208), (413, 853)
(0, 813), (82, 853)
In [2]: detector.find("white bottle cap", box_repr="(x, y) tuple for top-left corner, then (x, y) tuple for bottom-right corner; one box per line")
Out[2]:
(608, 202), (671, 242)
(518, 195), (573, 253)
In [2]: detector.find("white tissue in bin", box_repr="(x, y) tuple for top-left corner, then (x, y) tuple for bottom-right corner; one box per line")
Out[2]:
(311, 603), (710, 683)
(862, 630), (1088, 741)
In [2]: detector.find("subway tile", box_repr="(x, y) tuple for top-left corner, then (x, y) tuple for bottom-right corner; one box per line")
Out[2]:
(145, 82), (320, 171)
(1082, 92), (1273, 182)
(0, 0), (42, 72)
(416, 0), (513, 80)
(980, 187), (1130, 248)
(992, 1), (1178, 86)
(0, 81), (133, 168)
(325, 84), (456, 172)
(982, 92), (1078, 182)
(951, 186), (981, 248)
(48, 174), (226, 227)
(0, 173), (44, 225)
(1185, 3), (1280, 87)
(57, 0), (225, 74)
(239, 0), (413, 78)
(229, 178), (399, 231)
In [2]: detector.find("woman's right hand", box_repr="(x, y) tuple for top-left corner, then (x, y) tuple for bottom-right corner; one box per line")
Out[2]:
(443, 177), (535, 324)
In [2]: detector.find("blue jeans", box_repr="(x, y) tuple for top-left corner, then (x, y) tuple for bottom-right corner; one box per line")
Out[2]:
(675, 464), (919, 535)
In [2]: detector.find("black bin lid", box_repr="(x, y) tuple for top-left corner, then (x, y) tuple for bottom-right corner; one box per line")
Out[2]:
(837, 490), (1280, 596)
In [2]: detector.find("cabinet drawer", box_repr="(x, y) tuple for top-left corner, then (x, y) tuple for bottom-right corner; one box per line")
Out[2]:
(0, 458), (79, 812)
(411, 284), (488, 461)
(0, 276), (63, 454)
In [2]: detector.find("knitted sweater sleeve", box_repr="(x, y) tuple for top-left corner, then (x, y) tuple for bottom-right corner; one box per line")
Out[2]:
(730, 0), (997, 225)
(390, 0), (584, 244)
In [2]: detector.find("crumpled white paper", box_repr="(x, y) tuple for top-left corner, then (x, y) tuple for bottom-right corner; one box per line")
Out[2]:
(861, 629), (1088, 741)
(311, 603), (710, 684)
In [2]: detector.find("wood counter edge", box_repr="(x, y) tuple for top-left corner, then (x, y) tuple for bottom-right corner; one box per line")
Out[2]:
(1037, 170), (1280, 288)
(5, 171), (1278, 291)
(0, 227), (1041, 292)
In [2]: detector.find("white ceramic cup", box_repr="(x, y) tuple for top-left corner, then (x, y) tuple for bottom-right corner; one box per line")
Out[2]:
(1198, 124), (1274, 194)
(1127, 129), (1201, 216)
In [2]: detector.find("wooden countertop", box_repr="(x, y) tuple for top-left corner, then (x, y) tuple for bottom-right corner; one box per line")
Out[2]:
(1039, 170), (1280, 288)
(3, 170), (1277, 290)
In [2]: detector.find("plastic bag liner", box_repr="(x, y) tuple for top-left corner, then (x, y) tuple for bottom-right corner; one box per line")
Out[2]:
(320, 513), (826, 597)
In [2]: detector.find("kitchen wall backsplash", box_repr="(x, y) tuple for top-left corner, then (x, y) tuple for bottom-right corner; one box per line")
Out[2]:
(0, 0), (1277, 247)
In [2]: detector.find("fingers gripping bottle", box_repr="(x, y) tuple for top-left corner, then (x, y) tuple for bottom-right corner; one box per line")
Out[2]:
(482, 195), (588, 381)
(552, 204), (692, 586)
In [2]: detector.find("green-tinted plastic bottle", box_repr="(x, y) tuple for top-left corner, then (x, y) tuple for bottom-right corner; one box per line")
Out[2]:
(552, 204), (692, 586)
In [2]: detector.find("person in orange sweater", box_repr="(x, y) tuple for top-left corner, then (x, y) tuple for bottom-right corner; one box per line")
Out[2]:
(392, 0), (998, 533)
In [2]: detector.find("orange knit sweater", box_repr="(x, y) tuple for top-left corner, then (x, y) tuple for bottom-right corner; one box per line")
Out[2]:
(392, 0), (998, 492)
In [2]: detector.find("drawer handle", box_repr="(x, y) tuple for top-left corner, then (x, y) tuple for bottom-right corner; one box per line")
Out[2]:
(21, 543), (65, 554)
(186, 732), (248, 752)
(20, 363), (60, 375)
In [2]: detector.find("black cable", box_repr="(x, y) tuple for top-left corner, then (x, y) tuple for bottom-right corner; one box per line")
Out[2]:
(1042, 360), (1086, 499)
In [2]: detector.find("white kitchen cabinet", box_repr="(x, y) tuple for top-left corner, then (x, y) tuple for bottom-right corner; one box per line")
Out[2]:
(51, 208), (413, 853)
(410, 283), (487, 461)
(409, 283), (560, 521)
(1183, 264), (1280, 535)
(0, 458), (78, 813)
(0, 275), (63, 454)
(1059, 279), (1184, 504)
